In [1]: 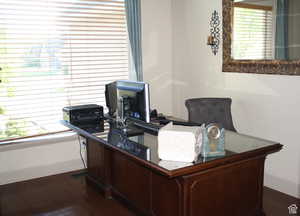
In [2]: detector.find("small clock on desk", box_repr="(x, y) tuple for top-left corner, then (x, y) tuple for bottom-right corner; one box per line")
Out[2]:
(201, 123), (225, 157)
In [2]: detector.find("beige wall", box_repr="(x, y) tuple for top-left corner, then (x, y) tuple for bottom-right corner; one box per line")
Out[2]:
(142, 0), (173, 115)
(0, 0), (173, 185)
(0, 134), (84, 184)
(172, 0), (300, 198)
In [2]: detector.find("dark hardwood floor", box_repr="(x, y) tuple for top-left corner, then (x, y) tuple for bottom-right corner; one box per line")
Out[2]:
(0, 170), (299, 216)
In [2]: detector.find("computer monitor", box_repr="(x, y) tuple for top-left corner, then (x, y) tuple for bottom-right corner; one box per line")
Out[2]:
(105, 80), (150, 123)
(105, 81), (117, 116)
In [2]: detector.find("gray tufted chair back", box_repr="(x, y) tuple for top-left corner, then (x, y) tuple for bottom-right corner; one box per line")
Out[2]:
(185, 98), (236, 132)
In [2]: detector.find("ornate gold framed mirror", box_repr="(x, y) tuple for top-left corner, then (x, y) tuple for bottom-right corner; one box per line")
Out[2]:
(223, 0), (300, 75)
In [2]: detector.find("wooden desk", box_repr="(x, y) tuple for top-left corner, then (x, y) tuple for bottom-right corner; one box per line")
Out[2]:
(62, 120), (282, 216)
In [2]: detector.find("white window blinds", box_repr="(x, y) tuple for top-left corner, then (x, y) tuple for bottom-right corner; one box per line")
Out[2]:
(0, 0), (129, 141)
(232, 3), (273, 60)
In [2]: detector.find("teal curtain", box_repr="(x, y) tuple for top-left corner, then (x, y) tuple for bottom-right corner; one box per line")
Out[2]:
(275, 0), (289, 60)
(125, 0), (143, 81)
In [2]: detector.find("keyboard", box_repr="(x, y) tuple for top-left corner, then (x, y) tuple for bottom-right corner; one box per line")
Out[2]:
(133, 121), (162, 135)
(133, 119), (201, 135)
(158, 119), (201, 126)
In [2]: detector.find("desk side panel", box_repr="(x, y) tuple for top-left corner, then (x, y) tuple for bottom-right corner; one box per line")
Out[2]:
(111, 151), (152, 214)
(86, 138), (112, 198)
(87, 139), (106, 182)
(183, 157), (265, 216)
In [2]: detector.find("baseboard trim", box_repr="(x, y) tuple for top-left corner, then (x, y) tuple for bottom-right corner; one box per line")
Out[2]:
(264, 173), (299, 198)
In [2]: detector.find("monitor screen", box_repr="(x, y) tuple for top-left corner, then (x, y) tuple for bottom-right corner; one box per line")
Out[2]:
(105, 80), (150, 123)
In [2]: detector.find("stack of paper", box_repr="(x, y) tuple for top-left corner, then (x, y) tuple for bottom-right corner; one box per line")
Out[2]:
(158, 122), (202, 163)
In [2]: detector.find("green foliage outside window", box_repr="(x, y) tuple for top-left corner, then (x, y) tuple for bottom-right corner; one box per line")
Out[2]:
(0, 120), (28, 140)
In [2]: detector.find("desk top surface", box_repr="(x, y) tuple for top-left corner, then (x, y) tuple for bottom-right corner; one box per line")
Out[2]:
(62, 119), (282, 177)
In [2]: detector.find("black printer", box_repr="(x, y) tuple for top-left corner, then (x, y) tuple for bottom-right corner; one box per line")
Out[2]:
(63, 104), (104, 127)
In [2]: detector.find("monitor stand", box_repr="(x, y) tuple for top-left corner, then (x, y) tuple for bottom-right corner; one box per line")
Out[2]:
(105, 115), (145, 137)
(113, 120), (144, 137)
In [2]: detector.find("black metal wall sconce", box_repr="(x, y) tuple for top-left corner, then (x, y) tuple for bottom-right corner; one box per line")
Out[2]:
(207, 10), (220, 55)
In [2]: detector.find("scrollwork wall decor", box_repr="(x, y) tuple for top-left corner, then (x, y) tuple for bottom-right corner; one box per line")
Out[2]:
(207, 10), (220, 55)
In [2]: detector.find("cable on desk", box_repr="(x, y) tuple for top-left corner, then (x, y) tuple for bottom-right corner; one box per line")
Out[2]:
(77, 135), (87, 169)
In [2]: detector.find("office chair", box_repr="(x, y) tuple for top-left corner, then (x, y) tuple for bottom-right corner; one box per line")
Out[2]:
(185, 98), (237, 132)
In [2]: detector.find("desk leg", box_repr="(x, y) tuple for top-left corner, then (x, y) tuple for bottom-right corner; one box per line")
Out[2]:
(257, 157), (266, 216)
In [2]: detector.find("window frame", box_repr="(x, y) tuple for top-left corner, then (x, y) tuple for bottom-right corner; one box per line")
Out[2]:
(0, 0), (130, 143)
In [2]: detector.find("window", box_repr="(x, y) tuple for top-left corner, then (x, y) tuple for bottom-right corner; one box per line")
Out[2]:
(232, 2), (273, 60)
(0, 0), (129, 141)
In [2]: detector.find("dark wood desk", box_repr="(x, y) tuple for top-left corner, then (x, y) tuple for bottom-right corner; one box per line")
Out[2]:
(62, 120), (282, 216)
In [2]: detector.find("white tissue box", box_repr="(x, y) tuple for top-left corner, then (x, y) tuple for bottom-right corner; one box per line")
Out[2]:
(158, 122), (202, 163)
